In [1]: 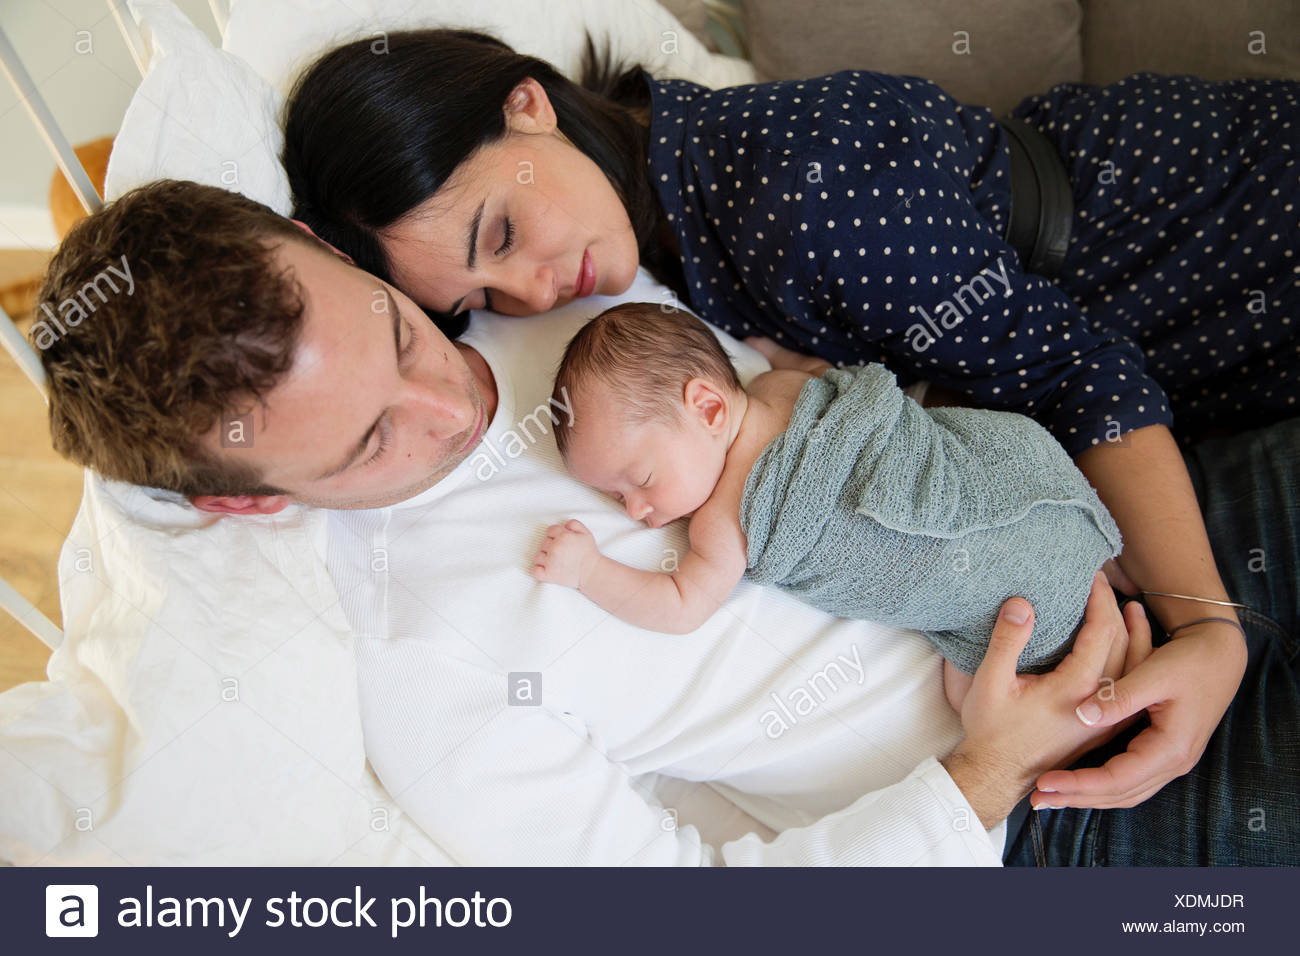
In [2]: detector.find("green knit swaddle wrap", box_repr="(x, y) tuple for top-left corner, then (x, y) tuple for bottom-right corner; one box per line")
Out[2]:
(739, 364), (1123, 673)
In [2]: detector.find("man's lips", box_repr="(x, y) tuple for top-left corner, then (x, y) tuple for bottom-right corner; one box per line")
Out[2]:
(574, 249), (596, 299)
(455, 406), (485, 455)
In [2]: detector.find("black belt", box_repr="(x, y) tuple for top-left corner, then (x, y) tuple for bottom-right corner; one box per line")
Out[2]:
(998, 116), (1073, 279)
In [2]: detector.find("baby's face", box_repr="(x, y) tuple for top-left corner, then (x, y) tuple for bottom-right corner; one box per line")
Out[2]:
(564, 384), (729, 528)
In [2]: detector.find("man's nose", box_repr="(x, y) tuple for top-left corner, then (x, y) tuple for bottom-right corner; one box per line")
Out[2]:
(402, 380), (475, 440)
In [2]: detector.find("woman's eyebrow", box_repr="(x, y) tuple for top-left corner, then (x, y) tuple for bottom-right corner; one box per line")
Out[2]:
(466, 199), (485, 271)
(446, 198), (487, 316)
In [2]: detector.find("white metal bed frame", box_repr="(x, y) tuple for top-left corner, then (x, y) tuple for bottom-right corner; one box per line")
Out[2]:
(0, 0), (232, 653)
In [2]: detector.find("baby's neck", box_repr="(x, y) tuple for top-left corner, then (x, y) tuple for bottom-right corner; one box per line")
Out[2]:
(722, 387), (751, 452)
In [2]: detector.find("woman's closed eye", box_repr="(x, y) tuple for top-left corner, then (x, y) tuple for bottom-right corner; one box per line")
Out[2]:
(482, 217), (516, 312)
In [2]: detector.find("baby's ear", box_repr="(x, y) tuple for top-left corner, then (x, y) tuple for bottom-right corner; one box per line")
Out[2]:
(683, 377), (729, 431)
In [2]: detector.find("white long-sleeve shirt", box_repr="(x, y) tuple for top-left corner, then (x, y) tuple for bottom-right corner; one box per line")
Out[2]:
(326, 272), (1006, 865)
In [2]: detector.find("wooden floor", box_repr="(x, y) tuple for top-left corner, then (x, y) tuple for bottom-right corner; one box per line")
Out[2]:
(0, 250), (83, 693)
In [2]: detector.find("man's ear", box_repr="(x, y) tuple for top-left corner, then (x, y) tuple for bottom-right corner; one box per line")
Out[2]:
(291, 219), (354, 265)
(683, 377), (728, 432)
(190, 495), (292, 515)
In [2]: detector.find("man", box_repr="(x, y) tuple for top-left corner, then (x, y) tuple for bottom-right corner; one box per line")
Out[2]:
(34, 179), (1245, 866)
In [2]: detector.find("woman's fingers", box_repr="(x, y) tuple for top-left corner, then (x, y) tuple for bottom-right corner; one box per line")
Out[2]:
(1033, 724), (1176, 808)
(1074, 643), (1173, 729)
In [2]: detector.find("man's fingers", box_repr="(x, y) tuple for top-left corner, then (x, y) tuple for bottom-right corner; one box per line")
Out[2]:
(1123, 601), (1154, 673)
(1056, 572), (1123, 683)
(978, 597), (1036, 681)
(1102, 557), (1140, 596)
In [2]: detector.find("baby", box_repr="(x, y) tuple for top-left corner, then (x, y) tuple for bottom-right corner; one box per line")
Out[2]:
(532, 303), (1122, 704)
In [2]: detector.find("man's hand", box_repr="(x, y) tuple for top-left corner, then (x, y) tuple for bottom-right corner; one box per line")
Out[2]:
(532, 519), (600, 590)
(1033, 619), (1247, 809)
(942, 573), (1151, 828)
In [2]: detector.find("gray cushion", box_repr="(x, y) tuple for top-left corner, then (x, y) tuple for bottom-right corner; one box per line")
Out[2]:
(741, 0), (1084, 114)
(1084, 0), (1300, 85)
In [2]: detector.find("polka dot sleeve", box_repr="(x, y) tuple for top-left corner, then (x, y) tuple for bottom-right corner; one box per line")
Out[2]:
(786, 112), (1175, 456)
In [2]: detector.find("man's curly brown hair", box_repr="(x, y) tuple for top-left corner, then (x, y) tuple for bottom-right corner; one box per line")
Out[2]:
(36, 179), (315, 497)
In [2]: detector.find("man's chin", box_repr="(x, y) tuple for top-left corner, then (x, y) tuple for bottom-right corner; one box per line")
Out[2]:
(293, 452), (474, 511)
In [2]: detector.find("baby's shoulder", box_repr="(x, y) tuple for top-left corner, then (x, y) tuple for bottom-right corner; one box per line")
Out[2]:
(748, 368), (816, 407)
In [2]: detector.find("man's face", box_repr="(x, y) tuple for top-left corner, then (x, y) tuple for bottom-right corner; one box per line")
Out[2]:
(201, 238), (492, 510)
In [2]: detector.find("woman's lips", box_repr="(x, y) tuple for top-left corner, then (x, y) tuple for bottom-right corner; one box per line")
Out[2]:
(574, 249), (596, 299)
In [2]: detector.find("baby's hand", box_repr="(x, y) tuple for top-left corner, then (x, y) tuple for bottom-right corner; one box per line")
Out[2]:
(532, 519), (600, 590)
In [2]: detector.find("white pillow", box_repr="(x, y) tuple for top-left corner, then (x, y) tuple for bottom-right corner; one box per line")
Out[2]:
(105, 0), (757, 210)
(222, 0), (757, 95)
(105, 0), (291, 209)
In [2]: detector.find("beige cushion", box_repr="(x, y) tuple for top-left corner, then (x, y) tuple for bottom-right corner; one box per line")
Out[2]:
(740, 0), (1084, 114)
(1084, 0), (1300, 85)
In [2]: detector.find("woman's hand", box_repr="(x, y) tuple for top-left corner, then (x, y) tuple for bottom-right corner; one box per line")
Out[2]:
(941, 572), (1153, 827)
(742, 336), (833, 375)
(1033, 618), (1246, 808)
(1070, 424), (1250, 809)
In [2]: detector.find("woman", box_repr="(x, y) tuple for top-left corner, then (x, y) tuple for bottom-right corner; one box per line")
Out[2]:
(281, 30), (1298, 864)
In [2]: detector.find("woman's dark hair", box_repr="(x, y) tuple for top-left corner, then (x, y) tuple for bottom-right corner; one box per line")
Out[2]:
(282, 28), (687, 338)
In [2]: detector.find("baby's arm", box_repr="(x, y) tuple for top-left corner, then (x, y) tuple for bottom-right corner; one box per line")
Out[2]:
(531, 505), (749, 634)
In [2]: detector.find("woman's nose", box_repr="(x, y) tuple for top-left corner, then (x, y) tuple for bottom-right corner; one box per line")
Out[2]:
(495, 265), (556, 315)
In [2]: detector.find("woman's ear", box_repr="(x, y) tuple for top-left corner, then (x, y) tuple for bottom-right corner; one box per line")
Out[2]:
(503, 77), (558, 134)
(683, 378), (729, 433)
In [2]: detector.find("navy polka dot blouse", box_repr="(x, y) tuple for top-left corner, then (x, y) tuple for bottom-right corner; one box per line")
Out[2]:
(645, 70), (1298, 455)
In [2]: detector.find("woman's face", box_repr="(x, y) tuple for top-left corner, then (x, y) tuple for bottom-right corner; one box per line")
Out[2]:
(380, 78), (641, 318)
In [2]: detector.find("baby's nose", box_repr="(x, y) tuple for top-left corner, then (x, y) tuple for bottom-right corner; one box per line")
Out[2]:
(627, 500), (652, 522)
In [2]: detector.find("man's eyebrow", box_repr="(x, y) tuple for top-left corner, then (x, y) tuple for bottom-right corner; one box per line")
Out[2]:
(312, 286), (402, 482)
(446, 198), (487, 315)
